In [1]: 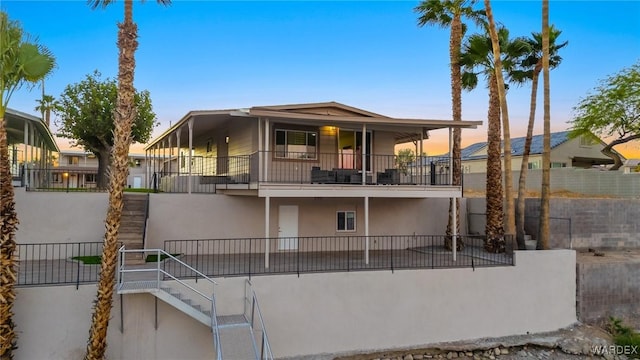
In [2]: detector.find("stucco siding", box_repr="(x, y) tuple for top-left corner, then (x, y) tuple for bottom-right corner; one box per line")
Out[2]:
(13, 250), (576, 360)
(14, 189), (107, 245)
(145, 194), (455, 251)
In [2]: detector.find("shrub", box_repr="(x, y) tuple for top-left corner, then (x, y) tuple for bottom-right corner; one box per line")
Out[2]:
(609, 317), (640, 359)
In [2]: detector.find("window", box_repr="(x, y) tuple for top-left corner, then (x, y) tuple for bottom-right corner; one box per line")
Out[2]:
(551, 162), (566, 168)
(337, 211), (356, 232)
(275, 129), (317, 159)
(85, 174), (96, 183)
(52, 173), (61, 183)
(528, 161), (541, 170)
(68, 156), (79, 165)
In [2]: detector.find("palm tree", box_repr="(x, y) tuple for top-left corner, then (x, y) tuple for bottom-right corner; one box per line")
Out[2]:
(0, 11), (55, 358)
(538, 0), (551, 249)
(415, 0), (484, 251)
(34, 94), (57, 128)
(483, 0), (516, 239)
(85, 1), (170, 359)
(460, 26), (528, 252)
(512, 26), (566, 249)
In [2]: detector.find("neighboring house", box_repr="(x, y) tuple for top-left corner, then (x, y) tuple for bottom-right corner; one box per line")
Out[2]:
(48, 150), (149, 189)
(622, 159), (640, 174)
(445, 131), (623, 174)
(144, 101), (480, 248)
(5, 108), (59, 186)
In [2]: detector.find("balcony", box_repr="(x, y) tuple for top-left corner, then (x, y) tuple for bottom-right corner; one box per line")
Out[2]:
(154, 151), (456, 195)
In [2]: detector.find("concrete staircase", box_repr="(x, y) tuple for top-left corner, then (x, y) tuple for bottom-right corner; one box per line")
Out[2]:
(119, 193), (148, 264)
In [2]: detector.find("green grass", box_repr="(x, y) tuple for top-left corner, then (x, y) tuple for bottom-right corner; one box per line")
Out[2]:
(609, 317), (640, 358)
(145, 253), (180, 262)
(71, 255), (101, 264)
(124, 188), (157, 193)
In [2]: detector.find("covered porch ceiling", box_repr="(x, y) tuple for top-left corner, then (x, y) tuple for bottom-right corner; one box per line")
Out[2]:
(5, 108), (59, 152)
(144, 102), (482, 150)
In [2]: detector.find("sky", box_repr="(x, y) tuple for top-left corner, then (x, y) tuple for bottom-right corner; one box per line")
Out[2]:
(2, 0), (639, 157)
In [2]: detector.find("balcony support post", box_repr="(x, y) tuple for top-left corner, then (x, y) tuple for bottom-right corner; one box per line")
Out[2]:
(168, 135), (173, 177)
(449, 127), (457, 261)
(364, 196), (369, 264)
(176, 128), (182, 176)
(265, 118), (270, 182)
(420, 129), (424, 184)
(361, 124), (367, 185)
(23, 120), (28, 186)
(30, 123), (35, 187)
(265, 196), (270, 269)
(257, 117), (263, 182)
(187, 118), (194, 194)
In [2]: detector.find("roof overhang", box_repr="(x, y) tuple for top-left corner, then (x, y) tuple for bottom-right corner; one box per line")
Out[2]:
(144, 103), (482, 150)
(5, 108), (59, 152)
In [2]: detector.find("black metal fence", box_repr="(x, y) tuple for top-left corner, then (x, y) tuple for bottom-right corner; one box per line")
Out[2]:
(13, 236), (515, 287)
(16, 242), (104, 288)
(25, 168), (106, 192)
(164, 235), (515, 278)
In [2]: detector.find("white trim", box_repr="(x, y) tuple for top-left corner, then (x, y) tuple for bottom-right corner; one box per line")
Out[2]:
(258, 186), (462, 199)
(336, 210), (356, 232)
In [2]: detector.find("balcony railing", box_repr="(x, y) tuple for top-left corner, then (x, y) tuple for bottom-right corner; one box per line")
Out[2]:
(154, 152), (454, 193)
(15, 236), (514, 287)
(16, 242), (104, 288)
(164, 235), (514, 278)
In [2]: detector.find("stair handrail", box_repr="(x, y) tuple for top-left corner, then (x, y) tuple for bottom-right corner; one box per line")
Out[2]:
(118, 248), (217, 303)
(141, 193), (150, 249)
(211, 293), (223, 360)
(244, 280), (274, 360)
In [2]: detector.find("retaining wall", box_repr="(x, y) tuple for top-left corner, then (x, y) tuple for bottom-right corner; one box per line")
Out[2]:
(467, 198), (640, 250)
(576, 255), (640, 325)
(13, 250), (576, 360)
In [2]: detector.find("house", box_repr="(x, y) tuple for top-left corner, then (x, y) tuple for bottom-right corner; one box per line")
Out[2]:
(144, 102), (481, 261)
(622, 159), (640, 174)
(4, 108), (59, 186)
(451, 131), (623, 173)
(49, 150), (150, 189)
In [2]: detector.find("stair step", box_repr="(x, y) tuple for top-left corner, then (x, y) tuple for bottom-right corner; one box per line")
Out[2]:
(216, 314), (248, 328)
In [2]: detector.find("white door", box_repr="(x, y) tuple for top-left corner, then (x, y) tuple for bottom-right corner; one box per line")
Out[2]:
(133, 176), (142, 189)
(278, 205), (298, 250)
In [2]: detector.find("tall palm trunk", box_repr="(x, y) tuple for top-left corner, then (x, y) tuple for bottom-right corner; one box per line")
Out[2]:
(484, 0), (515, 238)
(445, 12), (464, 251)
(515, 63), (541, 249)
(0, 116), (19, 359)
(85, 0), (138, 358)
(485, 73), (504, 252)
(538, 0), (550, 250)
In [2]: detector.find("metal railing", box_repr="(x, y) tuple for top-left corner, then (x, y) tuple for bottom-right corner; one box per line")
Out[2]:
(211, 292), (223, 360)
(164, 235), (514, 278)
(244, 280), (274, 360)
(154, 154), (254, 193)
(16, 242), (104, 288)
(151, 152), (455, 193)
(26, 168), (106, 192)
(142, 193), (150, 248)
(116, 247), (217, 300)
(262, 151), (452, 186)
